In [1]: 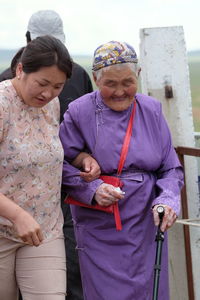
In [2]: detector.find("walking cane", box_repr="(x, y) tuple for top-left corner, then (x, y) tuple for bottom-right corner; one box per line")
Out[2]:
(152, 205), (165, 300)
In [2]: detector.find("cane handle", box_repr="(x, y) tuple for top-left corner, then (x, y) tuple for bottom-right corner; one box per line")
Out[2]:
(157, 205), (165, 221)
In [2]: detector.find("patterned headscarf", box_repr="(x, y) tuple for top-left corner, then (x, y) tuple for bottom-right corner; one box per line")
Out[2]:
(92, 41), (138, 71)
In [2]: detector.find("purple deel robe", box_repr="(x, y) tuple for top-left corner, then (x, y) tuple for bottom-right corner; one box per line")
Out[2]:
(59, 91), (184, 300)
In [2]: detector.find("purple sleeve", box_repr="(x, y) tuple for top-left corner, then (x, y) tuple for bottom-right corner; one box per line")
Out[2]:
(152, 168), (184, 216)
(152, 108), (184, 216)
(60, 107), (103, 205)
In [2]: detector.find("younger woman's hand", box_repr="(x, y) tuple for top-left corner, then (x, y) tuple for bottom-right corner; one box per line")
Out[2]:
(80, 156), (101, 182)
(72, 152), (101, 182)
(13, 210), (44, 246)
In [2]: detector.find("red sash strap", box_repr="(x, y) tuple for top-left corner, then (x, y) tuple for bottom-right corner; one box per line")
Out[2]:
(117, 100), (137, 176)
(113, 100), (137, 230)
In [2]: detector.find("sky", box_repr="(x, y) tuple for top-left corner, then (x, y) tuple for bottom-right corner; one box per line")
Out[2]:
(0, 0), (199, 55)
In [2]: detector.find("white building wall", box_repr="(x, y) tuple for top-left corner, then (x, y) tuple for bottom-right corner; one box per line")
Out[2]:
(139, 26), (199, 300)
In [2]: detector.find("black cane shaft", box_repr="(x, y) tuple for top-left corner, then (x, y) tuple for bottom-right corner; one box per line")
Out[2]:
(155, 240), (163, 265)
(153, 240), (163, 300)
(152, 206), (165, 300)
(153, 275), (159, 300)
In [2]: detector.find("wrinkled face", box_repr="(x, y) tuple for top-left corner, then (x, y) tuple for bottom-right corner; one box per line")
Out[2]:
(94, 66), (138, 111)
(15, 63), (66, 108)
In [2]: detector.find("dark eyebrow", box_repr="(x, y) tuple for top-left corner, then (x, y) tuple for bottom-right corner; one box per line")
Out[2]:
(104, 79), (116, 83)
(36, 79), (50, 84)
(37, 79), (65, 85)
(123, 77), (135, 82)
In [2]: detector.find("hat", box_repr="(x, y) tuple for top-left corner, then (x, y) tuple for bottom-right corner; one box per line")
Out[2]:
(27, 10), (65, 44)
(92, 41), (138, 71)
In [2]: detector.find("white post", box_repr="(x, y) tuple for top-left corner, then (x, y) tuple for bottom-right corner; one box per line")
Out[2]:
(139, 26), (199, 300)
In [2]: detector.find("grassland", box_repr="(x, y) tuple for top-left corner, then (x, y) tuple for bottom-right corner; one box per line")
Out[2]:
(188, 60), (200, 131)
(0, 53), (199, 131)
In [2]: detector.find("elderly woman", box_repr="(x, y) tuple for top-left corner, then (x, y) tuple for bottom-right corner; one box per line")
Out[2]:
(59, 41), (184, 300)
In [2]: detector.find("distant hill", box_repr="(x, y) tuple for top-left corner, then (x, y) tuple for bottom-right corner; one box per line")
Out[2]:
(0, 48), (93, 73)
(0, 49), (17, 71)
(188, 50), (200, 57)
(0, 48), (200, 68)
(0, 49), (18, 62)
(188, 50), (200, 62)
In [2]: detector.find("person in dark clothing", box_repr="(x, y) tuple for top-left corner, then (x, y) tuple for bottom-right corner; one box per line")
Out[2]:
(0, 10), (93, 300)
(59, 62), (93, 122)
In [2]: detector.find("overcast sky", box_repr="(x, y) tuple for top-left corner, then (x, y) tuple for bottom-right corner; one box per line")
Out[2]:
(0, 0), (199, 55)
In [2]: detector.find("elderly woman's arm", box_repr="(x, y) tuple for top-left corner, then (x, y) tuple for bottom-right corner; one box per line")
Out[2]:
(62, 158), (104, 205)
(151, 111), (184, 232)
(60, 108), (104, 204)
(152, 167), (184, 231)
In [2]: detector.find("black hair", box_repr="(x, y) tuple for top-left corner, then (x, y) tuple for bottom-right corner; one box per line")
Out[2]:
(11, 35), (72, 79)
(25, 31), (31, 43)
(11, 47), (25, 77)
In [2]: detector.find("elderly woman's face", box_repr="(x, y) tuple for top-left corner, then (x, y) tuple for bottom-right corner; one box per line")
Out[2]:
(94, 66), (138, 111)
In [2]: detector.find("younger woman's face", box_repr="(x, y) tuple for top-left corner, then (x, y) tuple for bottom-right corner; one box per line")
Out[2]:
(15, 64), (66, 107)
(94, 66), (138, 112)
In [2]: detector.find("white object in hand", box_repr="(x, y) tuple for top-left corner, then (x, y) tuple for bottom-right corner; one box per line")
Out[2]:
(114, 187), (125, 194)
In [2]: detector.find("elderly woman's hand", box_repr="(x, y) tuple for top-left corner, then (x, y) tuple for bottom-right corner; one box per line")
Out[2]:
(94, 183), (124, 207)
(152, 204), (177, 232)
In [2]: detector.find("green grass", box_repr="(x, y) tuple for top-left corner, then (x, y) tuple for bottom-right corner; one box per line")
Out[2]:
(188, 61), (200, 131)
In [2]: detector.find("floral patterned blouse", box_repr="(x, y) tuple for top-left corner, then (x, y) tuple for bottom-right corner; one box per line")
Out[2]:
(0, 80), (64, 242)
